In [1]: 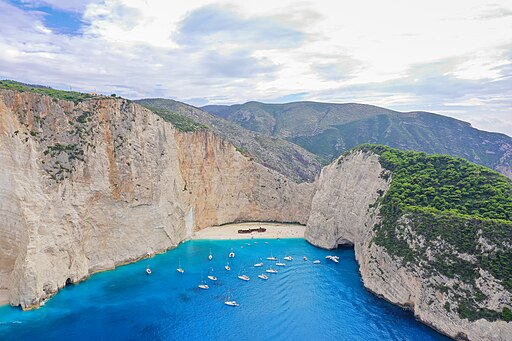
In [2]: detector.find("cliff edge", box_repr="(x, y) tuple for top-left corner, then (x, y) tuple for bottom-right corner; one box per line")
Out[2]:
(305, 147), (512, 341)
(0, 89), (313, 309)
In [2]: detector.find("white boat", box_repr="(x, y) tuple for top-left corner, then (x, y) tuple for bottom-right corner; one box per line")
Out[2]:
(146, 266), (152, 275)
(267, 250), (277, 261)
(228, 248), (235, 258)
(225, 261), (231, 271)
(284, 256), (293, 261)
(176, 259), (184, 273)
(266, 266), (278, 274)
(258, 274), (269, 280)
(304, 256), (308, 261)
(313, 260), (321, 264)
(254, 258), (263, 267)
(238, 275), (250, 281)
(208, 267), (217, 281)
(224, 289), (239, 307)
(208, 249), (213, 261)
(326, 255), (339, 263)
(198, 273), (209, 289)
(276, 260), (286, 267)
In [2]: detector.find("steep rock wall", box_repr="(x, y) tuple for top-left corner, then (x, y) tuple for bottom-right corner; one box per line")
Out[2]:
(0, 90), (312, 309)
(305, 150), (511, 341)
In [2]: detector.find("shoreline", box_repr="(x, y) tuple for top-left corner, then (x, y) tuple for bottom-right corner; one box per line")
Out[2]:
(191, 222), (305, 240)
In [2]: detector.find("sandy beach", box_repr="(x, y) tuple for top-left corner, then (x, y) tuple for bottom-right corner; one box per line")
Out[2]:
(191, 222), (305, 240)
(0, 289), (9, 306)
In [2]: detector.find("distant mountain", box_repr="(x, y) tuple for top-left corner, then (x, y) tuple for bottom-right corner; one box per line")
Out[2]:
(136, 99), (322, 182)
(202, 101), (512, 178)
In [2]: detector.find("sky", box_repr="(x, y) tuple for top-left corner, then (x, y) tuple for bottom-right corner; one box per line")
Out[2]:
(1, 0), (511, 136)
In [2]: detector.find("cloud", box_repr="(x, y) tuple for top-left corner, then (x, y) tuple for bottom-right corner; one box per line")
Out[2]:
(0, 0), (511, 136)
(176, 5), (305, 50)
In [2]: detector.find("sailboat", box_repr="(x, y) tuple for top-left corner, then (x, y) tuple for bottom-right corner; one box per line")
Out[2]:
(254, 258), (263, 267)
(238, 266), (250, 281)
(176, 259), (185, 273)
(224, 289), (239, 307)
(225, 261), (231, 271)
(208, 249), (213, 261)
(267, 249), (277, 261)
(207, 267), (217, 281)
(146, 265), (152, 275)
(198, 273), (209, 289)
(266, 265), (278, 274)
(228, 248), (235, 258)
(258, 274), (269, 280)
(276, 259), (286, 267)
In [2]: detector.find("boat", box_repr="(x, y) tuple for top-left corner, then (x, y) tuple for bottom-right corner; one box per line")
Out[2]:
(176, 259), (185, 273)
(258, 274), (269, 280)
(208, 249), (213, 261)
(254, 258), (263, 267)
(225, 261), (231, 271)
(326, 255), (339, 263)
(238, 275), (250, 281)
(267, 250), (277, 261)
(266, 266), (278, 274)
(146, 266), (152, 275)
(198, 273), (209, 289)
(224, 289), (239, 307)
(313, 260), (321, 264)
(303, 256), (308, 261)
(207, 267), (217, 281)
(276, 259), (286, 267)
(228, 248), (235, 258)
(284, 255), (293, 261)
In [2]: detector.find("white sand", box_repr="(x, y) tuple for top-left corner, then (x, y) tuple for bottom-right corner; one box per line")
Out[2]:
(191, 222), (305, 240)
(0, 289), (8, 306)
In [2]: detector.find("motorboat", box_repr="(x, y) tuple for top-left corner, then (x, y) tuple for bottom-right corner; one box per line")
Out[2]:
(284, 256), (293, 261)
(326, 255), (339, 263)
(228, 248), (235, 258)
(238, 275), (250, 281)
(258, 274), (269, 280)
(225, 262), (231, 271)
(146, 266), (152, 275)
(303, 256), (308, 261)
(198, 284), (209, 289)
(208, 249), (213, 261)
(254, 259), (264, 267)
(313, 260), (321, 264)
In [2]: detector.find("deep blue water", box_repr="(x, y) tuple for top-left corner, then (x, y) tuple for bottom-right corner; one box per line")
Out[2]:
(0, 239), (449, 341)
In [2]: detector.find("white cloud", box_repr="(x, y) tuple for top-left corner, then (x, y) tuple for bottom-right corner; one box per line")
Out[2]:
(0, 0), (511, 136)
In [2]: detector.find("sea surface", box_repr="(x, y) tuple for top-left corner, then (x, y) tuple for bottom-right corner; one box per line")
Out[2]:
(0, 239), (449, 341)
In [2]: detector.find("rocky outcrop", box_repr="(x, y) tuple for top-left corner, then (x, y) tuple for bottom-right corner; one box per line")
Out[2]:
(305, 150), (512, 341)
(0, 89), (312, 309)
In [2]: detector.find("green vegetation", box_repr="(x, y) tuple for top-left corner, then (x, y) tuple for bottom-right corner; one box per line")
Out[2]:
(0, 80), (97, 103)
(140, 104), (207, 132)
(357, 144), (512, 322)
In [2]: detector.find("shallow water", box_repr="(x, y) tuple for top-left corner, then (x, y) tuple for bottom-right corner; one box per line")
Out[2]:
(0, 239), (449, 340)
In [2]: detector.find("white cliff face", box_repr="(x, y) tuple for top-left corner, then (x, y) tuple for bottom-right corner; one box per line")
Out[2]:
(0, 90), (312, 309)
(305, 150), (512, 341)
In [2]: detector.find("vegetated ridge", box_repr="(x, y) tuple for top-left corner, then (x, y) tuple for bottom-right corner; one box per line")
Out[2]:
(202, 101), (512, 178)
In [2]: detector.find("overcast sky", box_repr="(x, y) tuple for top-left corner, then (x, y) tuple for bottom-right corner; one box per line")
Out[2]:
(1, 0), (511, 136)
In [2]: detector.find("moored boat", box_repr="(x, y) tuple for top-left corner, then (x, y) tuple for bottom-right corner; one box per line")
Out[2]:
(258, 274), (269, 280)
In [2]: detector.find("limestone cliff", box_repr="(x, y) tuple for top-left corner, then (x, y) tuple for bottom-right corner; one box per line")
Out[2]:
(305, 149), (512, 341)
(0, 89), (312, 309)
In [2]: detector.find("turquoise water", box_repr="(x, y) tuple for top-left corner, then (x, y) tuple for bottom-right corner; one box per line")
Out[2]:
(0, 239), (449, 340)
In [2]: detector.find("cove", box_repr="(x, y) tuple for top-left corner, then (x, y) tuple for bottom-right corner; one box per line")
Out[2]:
(0, 239), (449, 340)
